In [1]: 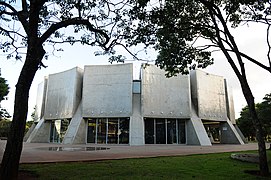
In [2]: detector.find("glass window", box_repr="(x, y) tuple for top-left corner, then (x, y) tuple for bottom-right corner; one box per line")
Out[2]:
(178, 120), (186, 144)
(144, 118), (186, 144)
(87, 118), (130, 144)
(97, 118), (106, 144)
(156, 119), (166, 144)
(167, 119), (177, 144)
(87, 119), (96, 143)
(50, 120), (61, 143)
(144, 118), (154, 144)
(60, 119), (70, 142)
(108, 118), (119, 144)
(119, 118), (129, 144)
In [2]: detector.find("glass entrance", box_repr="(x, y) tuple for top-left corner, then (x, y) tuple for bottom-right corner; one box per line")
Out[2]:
(50, 119), (70, 143)
(144, 118), (186, 144)
(87, 118), (130, 144)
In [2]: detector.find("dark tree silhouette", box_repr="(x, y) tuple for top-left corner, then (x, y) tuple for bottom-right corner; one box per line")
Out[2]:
(0, 0), (130, 179)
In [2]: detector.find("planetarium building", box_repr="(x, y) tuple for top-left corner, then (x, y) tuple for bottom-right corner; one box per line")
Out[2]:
(24, 63), (246, 146)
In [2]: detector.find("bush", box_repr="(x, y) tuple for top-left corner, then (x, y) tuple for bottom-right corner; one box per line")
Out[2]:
(0, 120), (11, 137)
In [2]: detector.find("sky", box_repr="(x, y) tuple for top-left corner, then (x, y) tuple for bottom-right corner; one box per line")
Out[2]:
(0, 22), (270, 121)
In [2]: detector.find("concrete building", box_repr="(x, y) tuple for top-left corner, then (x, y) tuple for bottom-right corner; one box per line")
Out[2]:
(25, 64), (246, 145)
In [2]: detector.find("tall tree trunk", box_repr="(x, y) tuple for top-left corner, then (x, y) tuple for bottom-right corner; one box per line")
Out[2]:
(241, 81), (269, 176)
(0, 45), (45, 180)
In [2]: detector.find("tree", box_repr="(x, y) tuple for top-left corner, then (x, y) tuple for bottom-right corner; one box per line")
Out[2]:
(0, 120), (11, 138)
(238, 93), (271, 141)
(258, 93), (271, 138)
(0, 70), (10, 120)
(237, 106), (255, 140)
(0, 0), (130, 179)
(125, 0), (271, 176)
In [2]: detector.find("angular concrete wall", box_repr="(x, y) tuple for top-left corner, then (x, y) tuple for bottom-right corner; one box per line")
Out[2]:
(82, 64), (133, 117)
(190, 70), (227, 121)
(142, 65), (191, 118)
(234, 124), (248, 143)
(34, 78), (48, 121)
(26, 118), (50, 143)
(23, 123), (36, 142)
(224, 80), (236, 124)
(44, 67), (83, 120)
(63, 102), (86, 144)
(186, 106), (212, 146)
(220, 119), (244, 144)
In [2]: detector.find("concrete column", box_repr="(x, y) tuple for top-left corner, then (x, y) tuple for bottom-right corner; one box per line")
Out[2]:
(130, 94), (144, 145)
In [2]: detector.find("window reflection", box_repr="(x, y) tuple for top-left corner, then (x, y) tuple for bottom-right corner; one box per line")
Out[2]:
(144, 118), (186, 144)
(50, 119), (70, 143)
(87, 118), (130, 144)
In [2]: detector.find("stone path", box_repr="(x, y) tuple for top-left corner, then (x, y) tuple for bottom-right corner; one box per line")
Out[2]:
(0, 140), (261, 164)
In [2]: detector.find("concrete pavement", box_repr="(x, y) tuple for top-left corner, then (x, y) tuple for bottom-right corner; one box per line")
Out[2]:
(0, 140), (261, 164)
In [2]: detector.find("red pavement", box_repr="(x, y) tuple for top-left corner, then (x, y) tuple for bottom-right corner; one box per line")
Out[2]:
(0, 140), (261, 164)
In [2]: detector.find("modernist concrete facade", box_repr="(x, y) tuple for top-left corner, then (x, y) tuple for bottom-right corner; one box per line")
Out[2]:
(25, 64), (246, 146)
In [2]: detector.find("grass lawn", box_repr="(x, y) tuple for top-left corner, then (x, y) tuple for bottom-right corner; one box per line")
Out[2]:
(20, 150), (271, 180)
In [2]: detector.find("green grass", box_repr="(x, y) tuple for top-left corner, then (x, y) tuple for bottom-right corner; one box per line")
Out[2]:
(20, 151), (271, 180)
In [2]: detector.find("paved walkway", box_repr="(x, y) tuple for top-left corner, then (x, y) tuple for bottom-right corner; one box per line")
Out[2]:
(0, 140), (261, 164)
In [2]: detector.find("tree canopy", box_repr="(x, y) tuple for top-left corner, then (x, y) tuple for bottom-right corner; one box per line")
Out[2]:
(238, 93), (271, 140)
(0, 72), (9, 102)
(124, 0), (271, 76)
(0, 71), (10, 120)
(123, 0), (271, 176)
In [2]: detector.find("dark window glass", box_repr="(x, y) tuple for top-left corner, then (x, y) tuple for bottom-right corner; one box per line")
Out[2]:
(119, 118), (129, 144)
(87, 119), (96, 143)
(156, 119), (166, 144)
(178, 120), (186, 144)
(167, 119), (177, 144)
(145, 118), (154, 144)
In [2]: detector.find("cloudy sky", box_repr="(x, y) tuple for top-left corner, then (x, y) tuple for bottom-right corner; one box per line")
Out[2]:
(0, 22), (270, 120)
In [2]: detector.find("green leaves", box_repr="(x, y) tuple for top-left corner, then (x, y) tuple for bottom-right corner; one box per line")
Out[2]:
(0, 74), (9, 102)
(238, 93), (271, 139)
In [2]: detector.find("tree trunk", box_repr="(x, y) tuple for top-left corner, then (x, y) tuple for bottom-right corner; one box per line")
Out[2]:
(0, 45), (45, 180)
(241, 81), (269, 176)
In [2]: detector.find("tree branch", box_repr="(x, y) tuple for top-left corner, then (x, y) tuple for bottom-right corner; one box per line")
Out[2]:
(266, 22), (271, 67)
(0, 2), (18, 15)
(40, 18), (110, 48)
